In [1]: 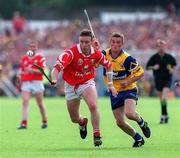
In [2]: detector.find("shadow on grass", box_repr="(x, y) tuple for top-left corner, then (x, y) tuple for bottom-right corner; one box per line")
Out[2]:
(41, 146), (131, 152)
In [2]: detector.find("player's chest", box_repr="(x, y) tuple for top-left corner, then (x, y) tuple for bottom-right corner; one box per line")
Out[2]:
(22, 58), (38, 67)
(155, 56), (170, 66)
(72, 55), (96, 69)
(108, 57), (125, 71)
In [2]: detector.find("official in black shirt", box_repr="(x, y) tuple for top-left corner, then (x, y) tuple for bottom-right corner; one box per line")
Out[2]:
(146, 39), (177, 124)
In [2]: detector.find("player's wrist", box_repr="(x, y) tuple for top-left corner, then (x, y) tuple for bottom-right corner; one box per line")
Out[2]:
(51, 79), (57, 83)
(107, 82), (113, 87)
(51, 80), (57, 86)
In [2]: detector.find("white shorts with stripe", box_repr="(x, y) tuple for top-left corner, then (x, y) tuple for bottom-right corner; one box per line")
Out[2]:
(21, 80), (45, 94)
(65, 79), (95, 100)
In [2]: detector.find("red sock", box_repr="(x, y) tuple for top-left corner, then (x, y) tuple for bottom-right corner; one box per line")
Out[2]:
(93, 129), (100, 137)
(42, 120), (47, 124)
(79, 117), (87, 126)
(21, 120), (27, 126)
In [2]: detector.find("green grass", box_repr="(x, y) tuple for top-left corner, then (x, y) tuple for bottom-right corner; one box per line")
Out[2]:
(0, 97), (180, 158)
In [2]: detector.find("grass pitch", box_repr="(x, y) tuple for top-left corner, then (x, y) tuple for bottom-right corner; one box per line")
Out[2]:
(0, 97), (180, 158)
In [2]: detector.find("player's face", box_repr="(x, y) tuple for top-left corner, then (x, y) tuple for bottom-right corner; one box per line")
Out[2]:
(28, 43), (38, 53)
(157, 42), (166, 52)
(79, 36), (92, 55)
(110, 37), (123, 53)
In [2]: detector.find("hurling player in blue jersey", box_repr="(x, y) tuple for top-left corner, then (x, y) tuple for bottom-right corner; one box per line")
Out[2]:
(96, 32), (151, 147)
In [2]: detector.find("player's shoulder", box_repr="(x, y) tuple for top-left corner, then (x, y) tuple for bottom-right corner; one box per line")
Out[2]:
(35, 53), (45, 59)
(65, 44), (79, 54)
(165, 53), (175, 58)
(101, 48), (110, 55)
(152, 53), (159, 58)
(122, 50), (131, 58)
(21, 54), (28, 60)
(68, 44), (76, 50)
(123, 51), (137, 67)
(122, 50), (134, 61)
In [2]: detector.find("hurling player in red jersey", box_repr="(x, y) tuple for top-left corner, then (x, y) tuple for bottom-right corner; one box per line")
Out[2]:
(18, 41), (48, 129)
(51, 29), (117, 147)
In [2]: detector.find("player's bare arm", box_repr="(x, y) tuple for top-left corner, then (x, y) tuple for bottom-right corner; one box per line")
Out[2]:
(24, 67), (43, 74)
(166, 64), (174, 74)
(147, 64), (160, 70)
(120, 66), (144, 88)
(99, 53), (117, 96)
(51, 50), (73, 85)
(106, 67), (118, 97)
(51, 68), (59, 85)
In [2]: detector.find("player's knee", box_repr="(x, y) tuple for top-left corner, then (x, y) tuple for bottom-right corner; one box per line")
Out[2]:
(88, 102), (97, 112)
(116, 119), (125, 128)
(38, 104), (45, 109)
(22, 99), (29, 106)
(125, 111), (135, 120)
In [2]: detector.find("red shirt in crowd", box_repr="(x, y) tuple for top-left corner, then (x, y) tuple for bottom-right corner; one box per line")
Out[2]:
(54, 44), (111, 86)
(20, 54), (46, 81)
(12, 15), (26, 33)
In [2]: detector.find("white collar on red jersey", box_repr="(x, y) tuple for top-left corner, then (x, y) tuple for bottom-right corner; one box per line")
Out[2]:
(77, 44), (95, 55)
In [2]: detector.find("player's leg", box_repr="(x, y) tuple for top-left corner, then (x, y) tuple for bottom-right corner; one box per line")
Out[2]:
(158, 87), (169, 124)
(65, 81), (88, 139)
(67, 99), (81, 123)
(18, 91), (31, 129)
(67, 99), (88, 139)
(113, 106), (136, 136)
(35, 92), (48, 128)
(155, 80), (169, 123)
(113, 106), (144, 147)
(82, 85), (102, 146)
(124, 99), (151, 138)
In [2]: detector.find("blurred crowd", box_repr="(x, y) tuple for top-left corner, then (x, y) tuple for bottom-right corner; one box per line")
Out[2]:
(0, 12), (180, 97)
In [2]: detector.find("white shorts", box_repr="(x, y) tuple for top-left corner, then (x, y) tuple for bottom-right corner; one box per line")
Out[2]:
(21, 80), (45, 94)
(65, 79), (95, 100)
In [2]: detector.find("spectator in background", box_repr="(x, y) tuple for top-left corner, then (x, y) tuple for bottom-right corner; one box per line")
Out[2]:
(146, 39), (177, 124)
(166, 1), (176, 17)
(18, 41), (48, 129)
(12, 11), (26, 34)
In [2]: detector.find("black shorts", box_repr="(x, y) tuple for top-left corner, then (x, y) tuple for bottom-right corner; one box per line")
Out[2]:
(155, 79), (172, 91)
(109, 88), (138, 110)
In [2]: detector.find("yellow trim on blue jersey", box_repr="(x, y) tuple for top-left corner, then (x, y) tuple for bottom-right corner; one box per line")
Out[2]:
(103, 48), (144, 92)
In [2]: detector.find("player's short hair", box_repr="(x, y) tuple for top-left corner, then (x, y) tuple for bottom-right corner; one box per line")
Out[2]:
(80, 29), (93, 40)
(111, 32), (124, 44)
(157, 39), (166, 45)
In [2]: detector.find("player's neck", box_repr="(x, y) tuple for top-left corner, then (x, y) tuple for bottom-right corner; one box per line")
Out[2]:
(82, 51), (91, 56)
(110, 49), (123, 59)
(158, 51), (165, 56)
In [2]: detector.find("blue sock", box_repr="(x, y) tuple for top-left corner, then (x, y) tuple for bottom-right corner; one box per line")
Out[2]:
(133, 133), (142, 141)
(137, 117), (144, 127)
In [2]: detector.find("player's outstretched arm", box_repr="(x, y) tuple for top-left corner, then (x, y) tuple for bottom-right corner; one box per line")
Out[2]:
(50, 68), (59, 85)
(106, 68), (118, 97)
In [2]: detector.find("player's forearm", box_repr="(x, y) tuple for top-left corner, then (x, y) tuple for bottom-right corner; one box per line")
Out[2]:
(146, 66), (154, 70)
(51, 68), (59, 83)
(32, 69), (42, 74)
(23, 67), (42, 74)
(105, 67), (113, 86)
(128, 73), (144, 84)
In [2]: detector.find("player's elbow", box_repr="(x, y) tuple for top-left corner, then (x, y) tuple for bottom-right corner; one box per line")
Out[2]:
(140, 72), (144, 78)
